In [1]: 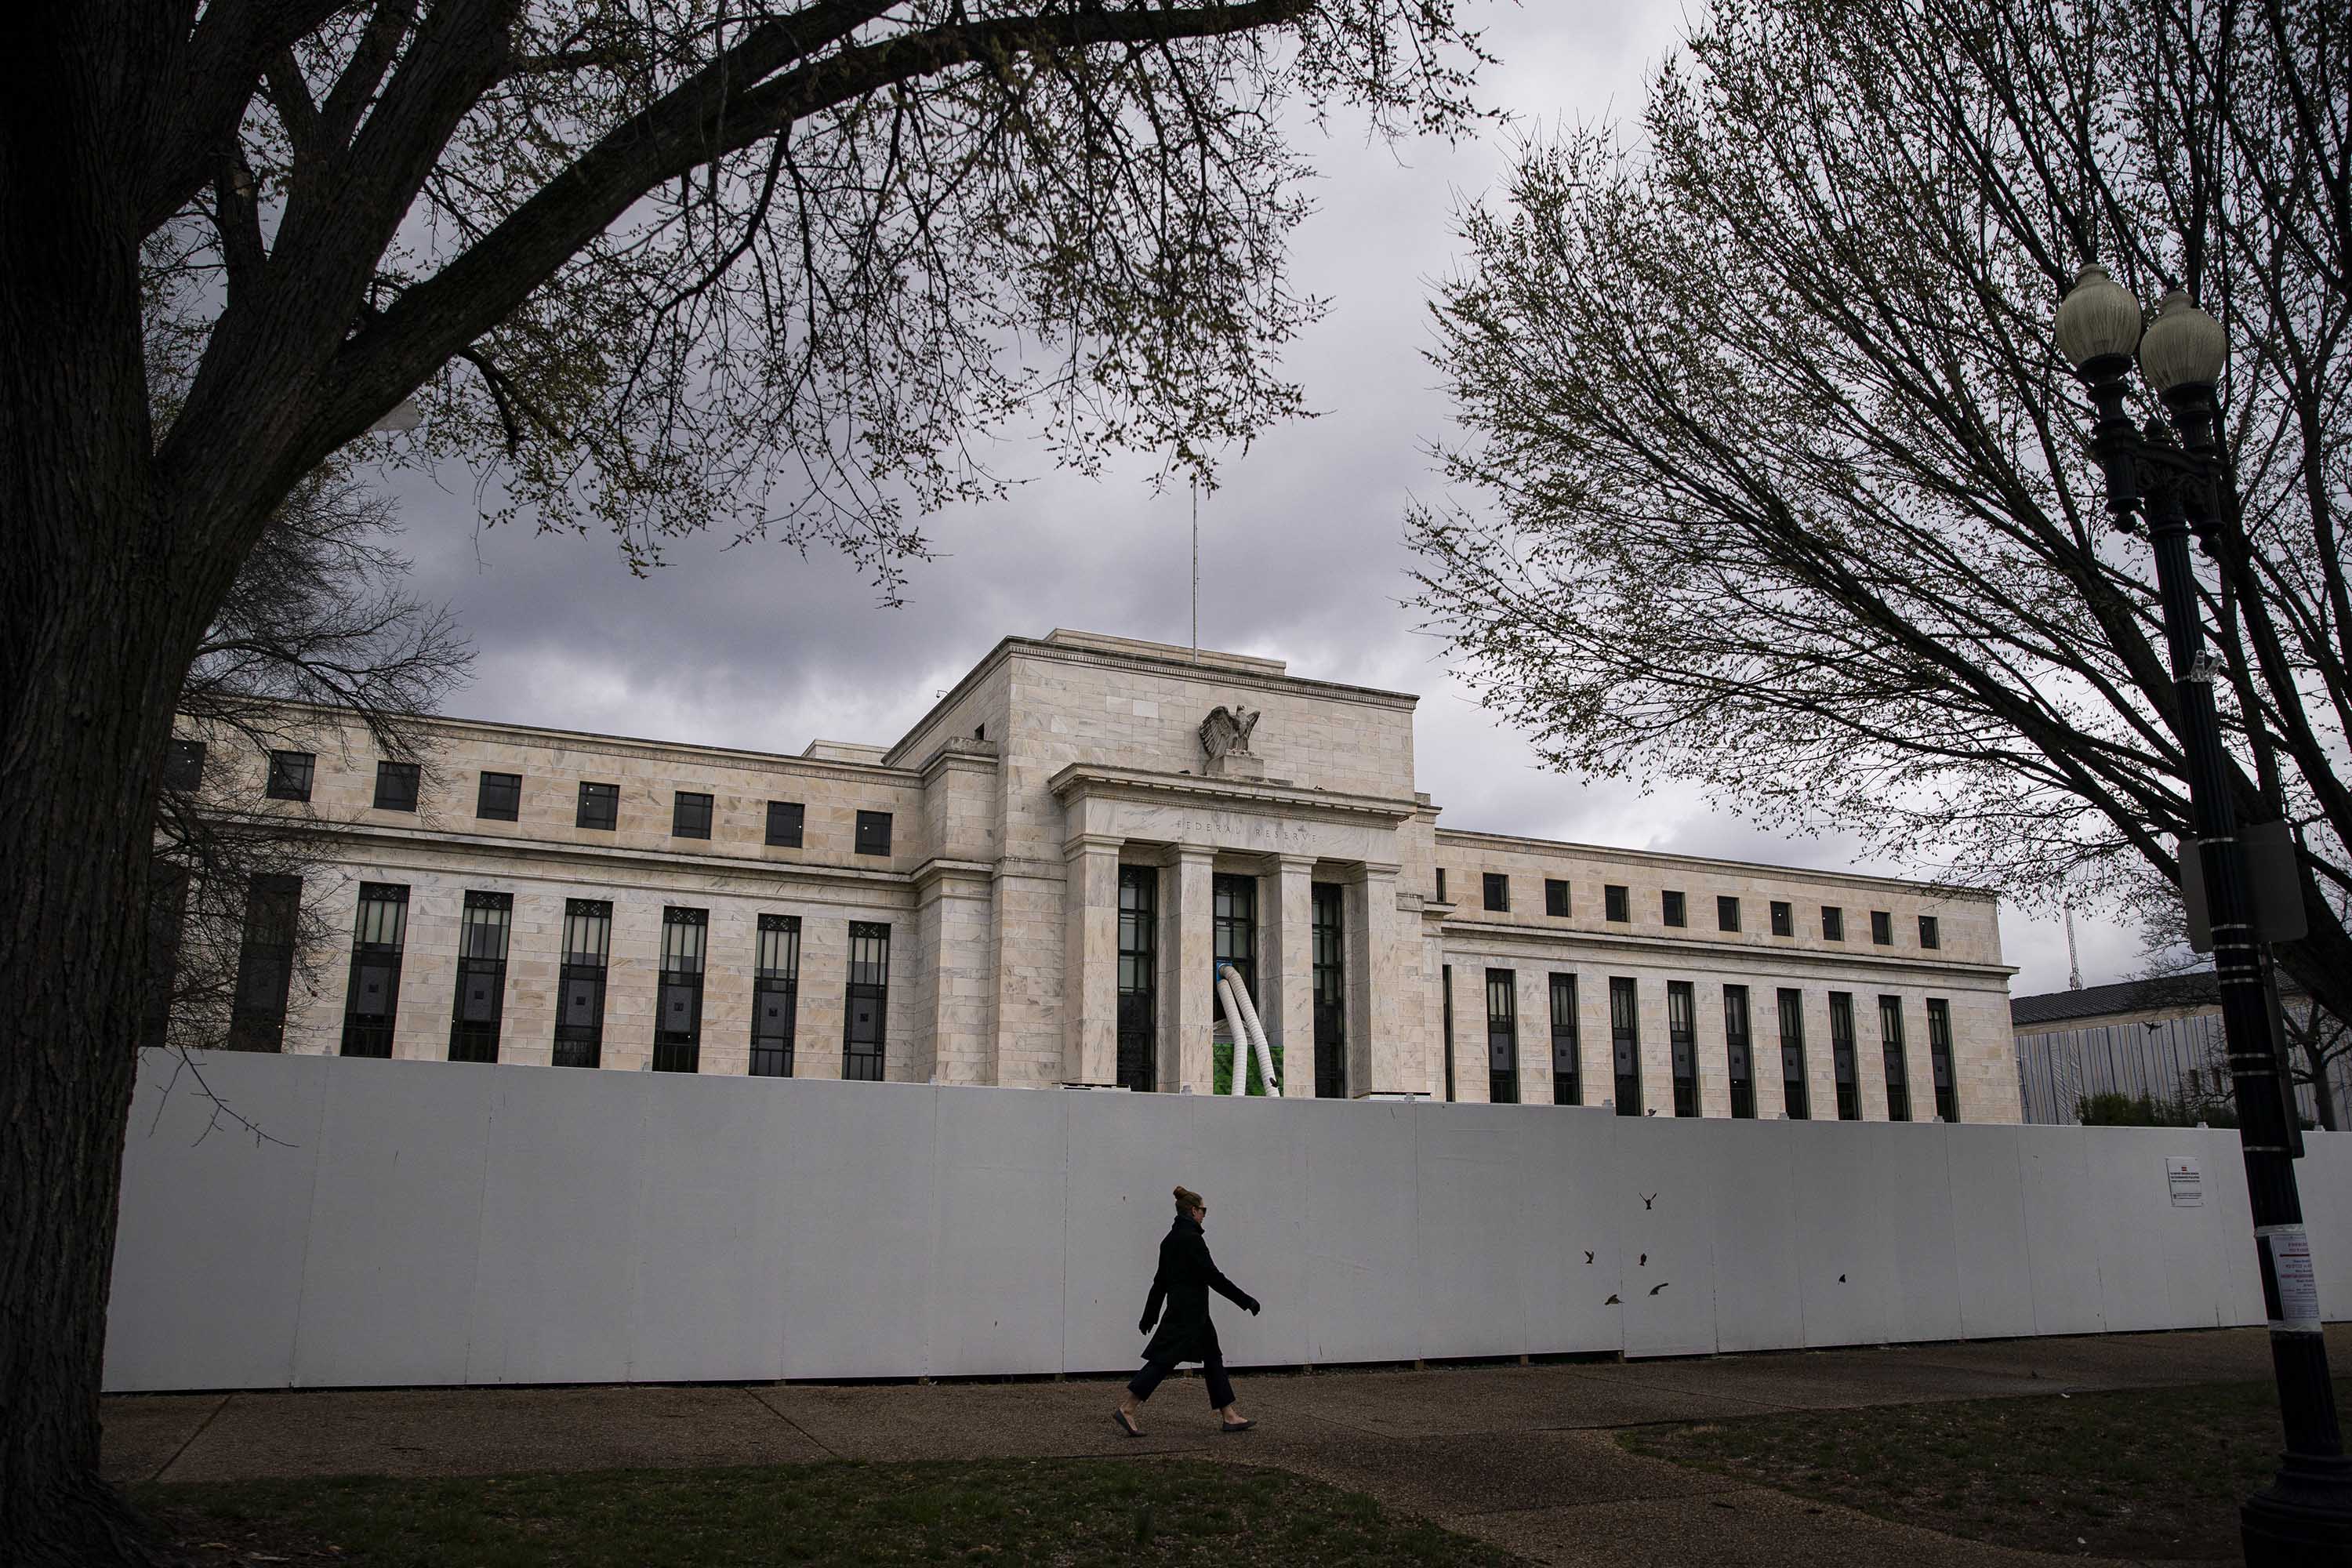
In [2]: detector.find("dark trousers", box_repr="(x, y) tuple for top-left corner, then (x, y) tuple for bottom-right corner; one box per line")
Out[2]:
(1128, 1345), (1234, 1409)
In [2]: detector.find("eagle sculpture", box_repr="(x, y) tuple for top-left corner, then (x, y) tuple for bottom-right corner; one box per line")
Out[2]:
(1199, 703), (1261, 761)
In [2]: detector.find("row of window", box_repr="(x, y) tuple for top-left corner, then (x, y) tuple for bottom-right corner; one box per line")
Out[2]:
(1440, 965), (1961, 1123)
(170, 741), (894, 855)
(1437, 866), (1941, 951)
(225, 877), (891, 1078)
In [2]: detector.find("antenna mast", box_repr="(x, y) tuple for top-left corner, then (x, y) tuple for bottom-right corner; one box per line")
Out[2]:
(1189, 476), (1200, 664)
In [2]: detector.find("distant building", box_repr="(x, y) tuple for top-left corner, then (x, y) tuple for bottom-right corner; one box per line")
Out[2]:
(2013, 972), (2347, 1127)
(165, 629), (2021, 1120)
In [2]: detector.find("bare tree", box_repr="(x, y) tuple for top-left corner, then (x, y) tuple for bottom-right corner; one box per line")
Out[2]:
(1408, 0), (2351, 1029)
(153, 465), (470, 1059)
(1, 5), (1489, 1559)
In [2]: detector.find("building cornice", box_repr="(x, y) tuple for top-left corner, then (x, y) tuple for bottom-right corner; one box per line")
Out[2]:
(263, 816), (916, 892)
(1432, 825), (2000, 902)
(1047, 763), (1421, 828)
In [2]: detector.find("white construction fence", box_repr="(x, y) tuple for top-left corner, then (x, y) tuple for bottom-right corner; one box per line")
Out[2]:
(103, 1051), (2352, 1392)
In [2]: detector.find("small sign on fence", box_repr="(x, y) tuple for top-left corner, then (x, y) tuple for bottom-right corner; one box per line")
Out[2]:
(2166, 1156), (2205, 1207)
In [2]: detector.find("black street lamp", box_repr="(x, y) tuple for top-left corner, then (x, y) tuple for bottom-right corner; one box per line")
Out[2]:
(2054, 263), (2352, 1563)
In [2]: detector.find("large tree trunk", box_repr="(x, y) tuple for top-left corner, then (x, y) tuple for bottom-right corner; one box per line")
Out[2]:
(2, 12), (204, 1562)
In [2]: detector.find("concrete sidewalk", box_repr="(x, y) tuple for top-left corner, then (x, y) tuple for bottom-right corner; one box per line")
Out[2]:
(108, 1325), (2339, 1566)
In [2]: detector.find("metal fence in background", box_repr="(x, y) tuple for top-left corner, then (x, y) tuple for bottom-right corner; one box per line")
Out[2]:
(2017, 1011), (2350, 1128)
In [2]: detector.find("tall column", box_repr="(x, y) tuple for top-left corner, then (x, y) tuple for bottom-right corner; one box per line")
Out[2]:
(1516, 967), (1554, 1105)
(1169, 844), (1218, 1093)
(1270, 855), (1316, 1097)
(1061, 833), (1123, 1086)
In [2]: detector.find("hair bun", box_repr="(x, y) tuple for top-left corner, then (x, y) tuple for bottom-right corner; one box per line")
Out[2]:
(1172, 1185), (1203, 1210)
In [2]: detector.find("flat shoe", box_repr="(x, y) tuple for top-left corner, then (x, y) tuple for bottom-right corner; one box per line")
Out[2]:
(1112, 1408), (1142, 1437)
(1218, 1419), (1255, 1433)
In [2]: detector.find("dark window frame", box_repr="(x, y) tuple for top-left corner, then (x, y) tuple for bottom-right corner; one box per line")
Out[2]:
(765, 800), (805, 848)
(1878, 994), (1911, 1120)
(1548, 972), (1580, 1106)
(672, 789), (714, 840)
(475, 771), (521, 822)
(1212, 872), (1258, 1004)
(372, 760), (420, 812)
(1717, 895), (1740, 933)
(843, 920), (891, 1080)
(1544, 878), (1571, 918)
(1871, 909), (1895, 946)
(165, 739), (206, 793)
(227, 873), (302, 1052)
(1668, 980), (1698, 1116)
(1724, 984), (1755, 1118)
(1310, 880), (1345, 1099)
(751, 913), (800, 1078)
(1609, 976), (1640, 1115)
(1436, 867), (1447, 905)
(1604, 884), (1629, 923)
(576, 780), (619, 830)
(655, 906), (708, 1073)
(1926, 997), (1958, 1122)
(448, 890), (513, 1062)
(554, 898), (612, 1069)
(1442, 962), (1457, 1101)
(1120, 867), (1160, 1092)
(1777, 988), (1809, 1119)
(855, 809), (893, 857)
(1769, 900), (1793, 938)
(1662, 890), (1687, 928)
(1828, 991), (1860, 1120)
(1918, 914), (1941, 950)
(266, 750), (315, 802)
(339, 881), (408, 1058)
(1483, 872), (1510, 913)
(1485, 967), (1519, 1103)
(1822, 905), (1846, 942)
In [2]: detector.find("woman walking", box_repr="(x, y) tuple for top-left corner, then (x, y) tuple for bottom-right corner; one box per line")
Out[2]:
(1113, 1185), (1260, 1436)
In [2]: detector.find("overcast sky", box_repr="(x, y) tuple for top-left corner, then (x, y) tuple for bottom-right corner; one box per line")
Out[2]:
(382, 2), (2143, 1000)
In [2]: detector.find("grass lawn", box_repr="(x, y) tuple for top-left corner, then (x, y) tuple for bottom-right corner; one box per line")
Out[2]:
(1622, 1376), (2352, 1561)
(136, 1455), (1516, 1566)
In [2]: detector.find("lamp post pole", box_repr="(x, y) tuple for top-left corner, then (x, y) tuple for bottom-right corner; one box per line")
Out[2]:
(2056, 266), (2352, 1563)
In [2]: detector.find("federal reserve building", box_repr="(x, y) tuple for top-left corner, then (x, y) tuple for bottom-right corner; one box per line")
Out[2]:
(169, 629), (2020, 1121)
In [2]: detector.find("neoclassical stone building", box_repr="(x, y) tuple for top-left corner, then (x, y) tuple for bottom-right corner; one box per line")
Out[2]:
(169, 630), (2022, 1120)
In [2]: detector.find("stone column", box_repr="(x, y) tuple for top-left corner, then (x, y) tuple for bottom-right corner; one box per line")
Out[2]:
(1061, 833), (1123, 1086)
(1169, 844), (1218, 1093)
(1270, 855), (1316, 1097)
(1352, 862), (1410, 1096)
(1516, 967), (1554, 1105)
(1696, 981), (1733, 1118)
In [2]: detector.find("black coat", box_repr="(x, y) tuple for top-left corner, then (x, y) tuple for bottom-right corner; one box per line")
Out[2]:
(1138, 1214), (1256, 1364)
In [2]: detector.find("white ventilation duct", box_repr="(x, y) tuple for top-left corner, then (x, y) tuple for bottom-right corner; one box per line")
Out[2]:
(1217, 963), (1279, 1097)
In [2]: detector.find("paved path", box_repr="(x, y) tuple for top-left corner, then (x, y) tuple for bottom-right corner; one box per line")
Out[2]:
(109, 1325), (2343, 1566)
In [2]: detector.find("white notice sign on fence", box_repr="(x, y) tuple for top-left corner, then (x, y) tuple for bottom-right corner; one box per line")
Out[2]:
(2166, 1156), (2204, 1207)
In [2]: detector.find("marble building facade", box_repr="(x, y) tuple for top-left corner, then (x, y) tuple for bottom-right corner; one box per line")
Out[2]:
(170, 629), (2022, 1120)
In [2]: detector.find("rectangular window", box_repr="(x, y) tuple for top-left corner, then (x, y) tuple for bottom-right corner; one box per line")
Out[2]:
(1120, 868), (1160, 1093)
(655, 907), (708, 1073)
(476, 771), (521, 821)
(1724, 984), (1755, 1119)
(1213, 873), (1258, 1003)
(1879, 995), (1911, 1120)
(1548, 973), (1580, 1106)
(673, 789), (713, 840)
(855, 809), (892, 856)
(1926, 997), (1958, 1122)
(1483, 872), (1510, 913)
(843, 921), (890, 1080)
(1871, 909), (1894, 946)
(448, 891), (513, 1062)
(145, 861), (190, 1051)
(1311, 881), (1345, 1099)
(1662, 890), (1687, 927)
(577, 781), (619, 830)
(1486, 968), (1519, 1104)
(339, 882), (407, 1058)
(765, 800), (804, 848)
(1436, 867), (1447, 904)
(1668, 980), (1697, 1116)
(1544, 878), (1571, 917)
(1604, 884), (1629, 923)
(1918, 914), (1940, 950)
(1777, 989), (1809, 1119)
(227, 873), (302, 1052)
(1442, 963), (1456, 1101)
(1822, 905), (1846, 942)
(1829, 991), (1860, 1120)
(372, 760), (420, 812)
(1718, 895), (1740, 932)
(751, 914), (800, 1078)
(1769, 900), (1793, 938)
(1609, 977), (1641, 1115)
(165, 739), (206, 792)
(554, 899), (612, 1069)
(265, 750), (314, 802)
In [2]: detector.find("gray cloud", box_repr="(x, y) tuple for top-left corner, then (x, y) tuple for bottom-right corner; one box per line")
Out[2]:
(373, 3), (2126, 1002)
